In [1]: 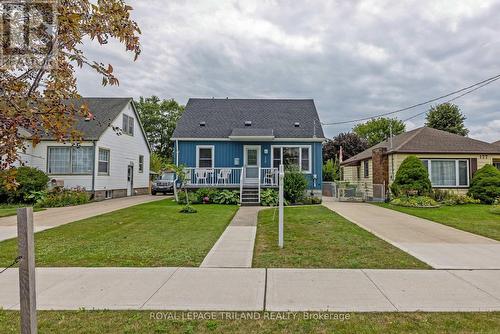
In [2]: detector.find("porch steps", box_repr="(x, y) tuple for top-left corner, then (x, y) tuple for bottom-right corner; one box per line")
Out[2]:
(240, 186), (260, 206)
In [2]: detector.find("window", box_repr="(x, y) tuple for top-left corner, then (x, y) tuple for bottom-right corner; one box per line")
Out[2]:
(122, 114), (134, 136)
(197, 146), (214, 168)
(139, 155), (144, 173)
(494, 161), (500, 171)
(105, 190), (113, 199)
(271, 146), (311, 172)
(421, 159), (469, 187)
(48, 146), (93, 175)
(98, 148), (110, 174)
(363, 161), (369, 178)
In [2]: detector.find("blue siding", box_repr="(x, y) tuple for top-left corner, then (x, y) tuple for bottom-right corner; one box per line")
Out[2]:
(174, 140), (323, 189)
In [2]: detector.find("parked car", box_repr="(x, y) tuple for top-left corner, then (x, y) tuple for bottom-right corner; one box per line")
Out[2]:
(151, 172), (175, 195)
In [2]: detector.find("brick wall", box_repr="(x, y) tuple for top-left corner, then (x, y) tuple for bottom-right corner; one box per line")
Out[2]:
(372, 147), (389, 191)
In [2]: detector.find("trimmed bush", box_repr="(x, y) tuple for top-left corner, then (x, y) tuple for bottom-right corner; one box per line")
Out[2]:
(391, 156), (431, 197)
(390, 196), (438, 208)
(284, 166), (308, 203)
(195, 188), (219, 203)
(0, 167), (49, 203)
(179, 205), (197, 213)
(177, 191), (201, 204)
(468, 164), (500, 204)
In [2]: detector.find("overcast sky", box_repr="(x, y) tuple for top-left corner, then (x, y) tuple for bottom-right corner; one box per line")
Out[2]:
(76, 0), (500, 142)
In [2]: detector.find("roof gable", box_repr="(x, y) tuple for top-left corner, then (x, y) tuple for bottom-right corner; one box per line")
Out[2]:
(172, 98), (325, 140)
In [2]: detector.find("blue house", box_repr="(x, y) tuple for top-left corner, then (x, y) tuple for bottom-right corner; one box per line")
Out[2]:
(172, 98), (325, 204)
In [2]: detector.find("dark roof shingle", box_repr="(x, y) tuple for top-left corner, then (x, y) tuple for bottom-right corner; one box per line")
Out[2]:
(172, 98), (324, 139)
(342, 127), (500, 165)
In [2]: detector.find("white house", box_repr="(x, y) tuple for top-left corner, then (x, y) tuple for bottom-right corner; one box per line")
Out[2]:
(17, 97), (151, 200)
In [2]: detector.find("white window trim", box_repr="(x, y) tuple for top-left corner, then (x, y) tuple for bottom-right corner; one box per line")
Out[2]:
(196, 145), (215, 168)
(98, 148), (110, 175)
(421, 158), (469, 188)
(270, 145), (312, 173)
(139, 155), (144, 173)
(122, 114), (135, 136)
(47, 146), (93, 175)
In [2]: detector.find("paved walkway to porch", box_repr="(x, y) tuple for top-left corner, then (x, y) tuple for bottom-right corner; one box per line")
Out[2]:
(200, 206), (264, 268)
(1, 267), (500, 311)
(323, 199), (500, 269)
(0, 195), (167, 242)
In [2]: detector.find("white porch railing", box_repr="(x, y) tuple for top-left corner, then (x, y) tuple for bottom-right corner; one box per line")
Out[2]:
(183, 167), (279, 187)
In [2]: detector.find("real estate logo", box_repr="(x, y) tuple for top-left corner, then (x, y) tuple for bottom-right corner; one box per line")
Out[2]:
(0, 0), (57, 69)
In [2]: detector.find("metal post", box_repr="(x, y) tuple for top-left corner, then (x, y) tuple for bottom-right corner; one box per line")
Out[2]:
(17, 207), (37, 334)
(278, 164), (284, 248)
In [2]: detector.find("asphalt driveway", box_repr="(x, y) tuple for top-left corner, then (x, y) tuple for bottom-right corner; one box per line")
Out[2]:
(323, 199), (500, 269)
(0, 195), (167, 242)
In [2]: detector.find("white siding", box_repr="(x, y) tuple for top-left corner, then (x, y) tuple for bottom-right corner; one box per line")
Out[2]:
(94, 102), (150, 191)
(16, 101), (150, 193)
(22, 140), (94, 189)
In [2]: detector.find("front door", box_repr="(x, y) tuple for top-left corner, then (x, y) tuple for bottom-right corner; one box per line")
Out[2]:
(127, 165), (134, 196)
(244, 145), (260, 184)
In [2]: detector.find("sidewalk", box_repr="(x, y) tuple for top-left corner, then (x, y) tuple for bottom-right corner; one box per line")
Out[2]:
(1, 267), (499, 311)
(0, 195), (167, 242)
(200, 206), (264, 268)
(323, 200), (500, 269)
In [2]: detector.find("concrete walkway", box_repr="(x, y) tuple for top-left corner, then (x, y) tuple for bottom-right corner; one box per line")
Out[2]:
(0, 195), (167, 242)
(323, 200), (500, 269)
(200, 206), (264, 268)
(1, 267), (500, 311)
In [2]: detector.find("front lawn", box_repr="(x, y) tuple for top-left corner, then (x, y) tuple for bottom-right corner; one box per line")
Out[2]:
(0, 199), (237, 267)
(0, 204), (45, 218)
(253, 206), (429, 268)
(376, 204), (500, 241)
(2, 310), (500, 333)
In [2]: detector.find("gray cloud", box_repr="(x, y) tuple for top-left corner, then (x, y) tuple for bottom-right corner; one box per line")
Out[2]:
(75, 0), (500, 142)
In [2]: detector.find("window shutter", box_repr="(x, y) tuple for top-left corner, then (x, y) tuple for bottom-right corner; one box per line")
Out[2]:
(470, 158), (477, 178)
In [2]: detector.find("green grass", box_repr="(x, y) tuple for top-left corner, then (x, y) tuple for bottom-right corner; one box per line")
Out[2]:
(376, 203), (500, 241)
(1, 310), (500, 333)
(0, 199), (237, 267)
(0, 204), (44, 218)
(252, 206), (429, 268)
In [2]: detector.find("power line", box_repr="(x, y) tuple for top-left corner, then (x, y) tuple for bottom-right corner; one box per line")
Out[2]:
(321, 73), (500, 126)
(402, 75), (500, 123)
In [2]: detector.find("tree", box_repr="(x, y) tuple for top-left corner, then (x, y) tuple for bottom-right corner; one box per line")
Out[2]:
(1, 0), (141, 186)
(353, 118), (405, 147)
(425, 103), (469, 136)
(322, 159), (339, 181)
(134, 96), (184, 161)
(150, 152), (169, 174)
(322, 132), (368, 162)
(391, 156), (432, 197)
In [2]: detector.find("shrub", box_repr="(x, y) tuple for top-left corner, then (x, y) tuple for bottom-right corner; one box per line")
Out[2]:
(0, 167), (49, 203)
(36, 188), (90, 208)
(180, 205), (197, 213)
(284, 166), (308, 203)
(430, 189), (450, 202)
(490, 205), (500, 215)
(391, 156), (431, 197)
(177, 191), (201, 204)
(213, 190), (239, 205)
(390, 196), (438, 208)
(195, 188), (219, 203)
(322, 159), (338, 182)
(261, 189), (279, 206)
(442, 193), (480, 206)
(468, 164), (500, 204)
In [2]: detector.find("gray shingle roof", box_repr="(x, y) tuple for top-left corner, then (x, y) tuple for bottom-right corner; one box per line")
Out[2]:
(230, 128), (274, 137)
(39, 97), (132, 140)
(342, 127), (500, 165)
(172, 98), (325, 139)
(493, 140), (500, 147)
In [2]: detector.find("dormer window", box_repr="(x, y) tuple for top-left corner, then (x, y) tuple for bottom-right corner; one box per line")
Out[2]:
(199, 121), (206, 127)
(294, 122), (300, 127)
(244, 121), (252, 126)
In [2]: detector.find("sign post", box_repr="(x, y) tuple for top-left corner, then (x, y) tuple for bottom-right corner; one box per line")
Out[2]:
(278, 164), (284, 248)
(17, 207), (37, 334)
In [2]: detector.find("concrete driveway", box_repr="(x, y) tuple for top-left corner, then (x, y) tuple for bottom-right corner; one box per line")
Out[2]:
(0, 195), (167, 242)
(323, 200), (500, 269)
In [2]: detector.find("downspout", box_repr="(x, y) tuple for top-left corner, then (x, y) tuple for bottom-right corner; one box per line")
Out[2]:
(174, 139), (179, 202)
(91, 141), (96, 194)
